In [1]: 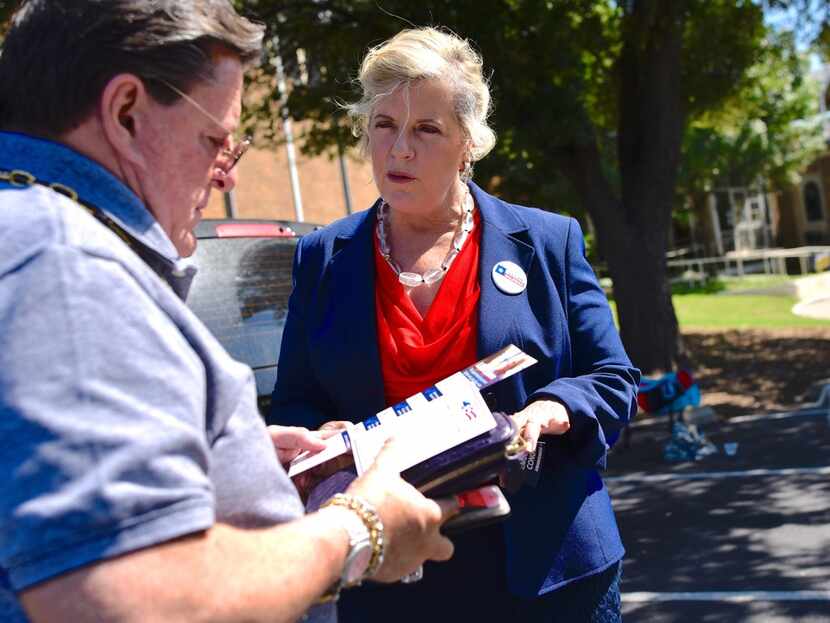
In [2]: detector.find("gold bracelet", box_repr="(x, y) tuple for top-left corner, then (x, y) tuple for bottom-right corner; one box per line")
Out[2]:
(321, 493), (386, 578)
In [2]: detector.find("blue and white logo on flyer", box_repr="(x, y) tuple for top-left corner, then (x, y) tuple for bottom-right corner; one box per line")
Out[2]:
(492, 261), (527, 295)
(422, 386), (443, 401)
(363, 415), (381, 430)
(393, 401), (413, 416)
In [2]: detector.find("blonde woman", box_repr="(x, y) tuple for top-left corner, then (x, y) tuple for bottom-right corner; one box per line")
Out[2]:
(272, 27), (639, 622)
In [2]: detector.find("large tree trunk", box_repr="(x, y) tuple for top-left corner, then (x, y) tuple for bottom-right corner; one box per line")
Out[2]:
(603, 224), (683, 374)
(555, 129), (683, 374)
(614, 0), (688, 373)
(557, 0), (689, 374)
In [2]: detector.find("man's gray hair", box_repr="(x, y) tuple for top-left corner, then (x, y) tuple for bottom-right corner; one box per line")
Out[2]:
(0, 0), (265, 136)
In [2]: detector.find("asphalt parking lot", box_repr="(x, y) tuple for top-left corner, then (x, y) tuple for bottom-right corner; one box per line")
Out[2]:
(606, 395), (830, 622)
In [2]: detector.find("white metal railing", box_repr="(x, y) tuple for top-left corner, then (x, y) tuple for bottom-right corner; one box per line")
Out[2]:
(594, 246), (830, 287)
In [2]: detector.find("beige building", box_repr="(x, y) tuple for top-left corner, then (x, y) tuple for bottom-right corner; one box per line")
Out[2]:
(204, 141), (379, 225)
(676, 68), (830, 264)
(776, 156), (830, 248)
(775, 63), (830, 249)
(737, 65), (830, 250)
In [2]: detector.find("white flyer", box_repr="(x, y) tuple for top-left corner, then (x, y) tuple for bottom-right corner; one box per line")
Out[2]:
(286, 427), (353, 478)
(349, 372), (496, 475)
(286, 344), (537, 478)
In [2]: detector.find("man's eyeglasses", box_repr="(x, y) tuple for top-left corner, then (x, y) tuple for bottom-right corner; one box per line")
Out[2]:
(155, 79), (252, 174)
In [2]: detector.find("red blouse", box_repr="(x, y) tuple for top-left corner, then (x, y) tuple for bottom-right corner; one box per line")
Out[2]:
(374, 211), (482, 407)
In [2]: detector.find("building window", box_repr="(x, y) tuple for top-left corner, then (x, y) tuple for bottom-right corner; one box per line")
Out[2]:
(803, 181), (823, 222)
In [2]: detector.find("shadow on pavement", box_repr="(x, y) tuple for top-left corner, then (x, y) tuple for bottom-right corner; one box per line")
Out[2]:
(607, 408), (830, 623)
(622, 601), (830, 623)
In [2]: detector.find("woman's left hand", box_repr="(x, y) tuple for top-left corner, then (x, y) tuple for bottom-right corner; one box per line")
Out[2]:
(511, 399), (571, 453)
(267, 425), (328, 466)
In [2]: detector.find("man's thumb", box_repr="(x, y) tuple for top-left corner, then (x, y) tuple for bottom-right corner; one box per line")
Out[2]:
(369, 436), (404, 474)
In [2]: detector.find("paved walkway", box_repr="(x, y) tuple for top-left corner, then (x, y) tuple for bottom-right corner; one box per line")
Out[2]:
(608, 404), (830, 622)
(791, 273), (830, 320)
(792, 296), (830, 320)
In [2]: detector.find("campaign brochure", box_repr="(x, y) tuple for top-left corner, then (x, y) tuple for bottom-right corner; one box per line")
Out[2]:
(286, 344), (537, 478)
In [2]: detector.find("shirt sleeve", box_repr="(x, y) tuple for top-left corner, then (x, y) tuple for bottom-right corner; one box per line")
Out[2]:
(528, 218), (640, 470)
(269, 236), (337, 429)
(0, 244), (215, 591)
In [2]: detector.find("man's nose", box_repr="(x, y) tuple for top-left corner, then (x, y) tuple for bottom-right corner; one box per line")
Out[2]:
(212, 165), (238, 192)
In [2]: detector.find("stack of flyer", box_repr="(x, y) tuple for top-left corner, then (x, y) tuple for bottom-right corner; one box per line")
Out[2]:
(287, 344), (536, 478)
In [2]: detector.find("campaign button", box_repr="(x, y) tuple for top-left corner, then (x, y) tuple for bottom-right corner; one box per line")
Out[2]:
(492, 261), (527, 294)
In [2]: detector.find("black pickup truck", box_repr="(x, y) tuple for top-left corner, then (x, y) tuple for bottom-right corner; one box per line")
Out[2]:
(186, 219), (319, 418)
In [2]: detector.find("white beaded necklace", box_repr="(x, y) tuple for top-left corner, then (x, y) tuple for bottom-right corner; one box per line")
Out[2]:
(377, 185), (474, 288)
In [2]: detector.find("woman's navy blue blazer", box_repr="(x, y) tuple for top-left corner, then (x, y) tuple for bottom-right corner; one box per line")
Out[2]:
(271, 182), (640, 597)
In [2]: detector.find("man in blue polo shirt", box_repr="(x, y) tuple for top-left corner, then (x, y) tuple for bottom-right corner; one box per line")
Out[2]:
(0, 2), (455, 622)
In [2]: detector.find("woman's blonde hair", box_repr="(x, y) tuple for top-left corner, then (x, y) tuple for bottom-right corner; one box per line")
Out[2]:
(347, 27), (496, 173)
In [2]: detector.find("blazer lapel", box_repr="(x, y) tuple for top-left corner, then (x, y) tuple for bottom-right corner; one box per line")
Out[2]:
(315, 186), (535, 418)
(472, 183), (536, 359)
(320, 206), (386, 419)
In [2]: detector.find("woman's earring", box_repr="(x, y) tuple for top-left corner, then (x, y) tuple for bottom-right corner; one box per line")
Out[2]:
(460, 160), (473, 182)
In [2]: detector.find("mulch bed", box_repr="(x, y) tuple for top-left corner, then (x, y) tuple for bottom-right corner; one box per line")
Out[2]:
(682, 328), (830, 418)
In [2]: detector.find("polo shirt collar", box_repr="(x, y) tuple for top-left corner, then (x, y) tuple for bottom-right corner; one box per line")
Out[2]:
(0, 131), (183, 264)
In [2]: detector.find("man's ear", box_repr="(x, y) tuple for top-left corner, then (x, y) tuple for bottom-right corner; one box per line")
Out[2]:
(99, 74), (151, 171)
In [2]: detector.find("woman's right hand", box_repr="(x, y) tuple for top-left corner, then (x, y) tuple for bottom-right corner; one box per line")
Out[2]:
(319, 420), (352, 434)
(346, 437), (457, 582)
(290, 421), (356, 502)
(316, 421), (358, 474)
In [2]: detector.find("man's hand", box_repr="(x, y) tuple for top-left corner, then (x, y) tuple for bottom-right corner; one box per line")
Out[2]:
(286, 421), (358, 502)
(313, 421), (357, 473)
(510, 399), (571, 453)
(267, 425), (328, 466)
(346, 438), (457, 582)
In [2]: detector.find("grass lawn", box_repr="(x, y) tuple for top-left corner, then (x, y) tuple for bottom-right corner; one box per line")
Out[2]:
(609, 275), (830, 329)
(672, 294), (830, 329)
(716, 275), (800, 292)
(670, 274), (802, 295)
